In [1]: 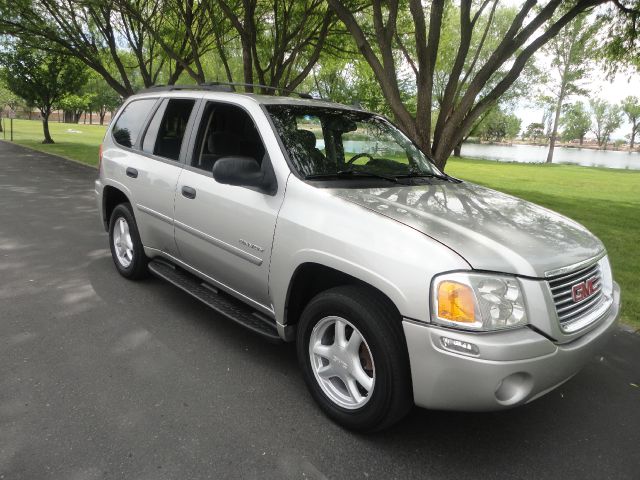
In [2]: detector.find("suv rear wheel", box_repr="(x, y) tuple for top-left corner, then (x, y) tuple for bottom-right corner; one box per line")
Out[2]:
(297, 285), (412, 431)
(108, 203), (148, 279)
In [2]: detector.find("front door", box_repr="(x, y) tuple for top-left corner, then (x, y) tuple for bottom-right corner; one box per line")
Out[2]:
(173, 101), (284, 311)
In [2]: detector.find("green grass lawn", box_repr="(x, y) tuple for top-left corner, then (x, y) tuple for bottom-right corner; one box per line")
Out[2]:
(1, 118), (106, 166)
(3, 119), (638, 328)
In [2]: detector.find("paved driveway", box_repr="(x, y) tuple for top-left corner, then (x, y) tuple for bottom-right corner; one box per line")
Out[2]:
(1, 141), (638, 479)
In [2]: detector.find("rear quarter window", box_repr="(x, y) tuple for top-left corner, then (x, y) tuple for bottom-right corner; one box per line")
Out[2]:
(111, 98), (157, 148)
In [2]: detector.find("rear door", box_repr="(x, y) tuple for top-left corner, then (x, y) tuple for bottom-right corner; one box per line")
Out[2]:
(110, 96), (199, 256)
(173, 101), (284, 311)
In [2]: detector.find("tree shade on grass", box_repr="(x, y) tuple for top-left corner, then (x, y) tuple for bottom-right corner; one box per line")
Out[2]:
(3, 119), (637, 329)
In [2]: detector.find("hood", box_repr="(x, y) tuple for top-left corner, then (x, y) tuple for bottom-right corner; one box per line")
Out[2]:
(332, 181), (604, 278)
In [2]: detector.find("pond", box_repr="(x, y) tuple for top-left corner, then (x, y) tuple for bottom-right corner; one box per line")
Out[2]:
(313, 138), (640, 170)
(459, 143), (640, 170)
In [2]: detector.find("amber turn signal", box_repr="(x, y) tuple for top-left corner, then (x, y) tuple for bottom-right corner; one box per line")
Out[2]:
(437, 281), (476, 323)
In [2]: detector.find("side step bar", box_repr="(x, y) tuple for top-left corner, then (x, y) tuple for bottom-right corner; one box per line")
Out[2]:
(148, 259), (281, 342)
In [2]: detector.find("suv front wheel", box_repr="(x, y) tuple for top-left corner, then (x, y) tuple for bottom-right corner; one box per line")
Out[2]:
(108, 203), (149, 279)
(297, 285), (413, 431)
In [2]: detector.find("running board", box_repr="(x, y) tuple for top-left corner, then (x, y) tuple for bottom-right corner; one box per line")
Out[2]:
(148, 259), (281, 342)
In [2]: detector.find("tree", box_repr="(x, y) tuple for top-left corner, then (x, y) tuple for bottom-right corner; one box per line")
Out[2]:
(523, 122), (546, 142)
(91, 89), (121, 126)
(561, 101), (591, 144)
(621, 96), (640, 149)
(473, 107), (521, 142)
(430, 3), (542, 157)
(326, 0), (636, 170)
(540, 13), (597, 163)
(213, 0), (336, 92)
(600, 1), (640, 73)
(0, 80), (19, 133)
(82, 75), (122, 125)
(590, 98), (623, 148)
(114, 0), (219, 85)
(0, 0), (210, 96)
(58, 94), (91, 123)
(0, 43), (87, 143)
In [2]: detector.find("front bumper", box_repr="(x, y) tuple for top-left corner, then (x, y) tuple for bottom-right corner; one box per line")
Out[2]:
(403, 282), (620, 411)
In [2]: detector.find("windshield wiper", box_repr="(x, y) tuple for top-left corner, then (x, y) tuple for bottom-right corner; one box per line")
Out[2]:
(395, 171), (461, 183)
(305, 170), (400, 183)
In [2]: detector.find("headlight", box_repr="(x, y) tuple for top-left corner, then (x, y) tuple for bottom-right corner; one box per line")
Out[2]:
(598, 255), (613, 298)
(431, 272), (528, 331)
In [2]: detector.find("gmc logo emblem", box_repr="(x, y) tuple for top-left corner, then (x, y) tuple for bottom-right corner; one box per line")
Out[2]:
(571, 277), (598, 303)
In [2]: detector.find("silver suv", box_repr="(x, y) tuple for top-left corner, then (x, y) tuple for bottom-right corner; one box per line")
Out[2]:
(95, 85), (620, 431)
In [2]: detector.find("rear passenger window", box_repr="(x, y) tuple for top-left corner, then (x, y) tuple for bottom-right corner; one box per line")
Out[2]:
(112, 99), (156, 148)
(143, 99), (196, 161)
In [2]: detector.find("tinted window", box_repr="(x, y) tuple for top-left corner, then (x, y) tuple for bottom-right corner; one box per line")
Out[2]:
(112, 98), (156, 148)
(147, 99), (196, 161)
(191, 102), (265, 172)
(142, 100), (168, 154)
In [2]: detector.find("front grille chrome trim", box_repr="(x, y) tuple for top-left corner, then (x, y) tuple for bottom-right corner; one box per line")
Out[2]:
(546, 255), (608, 333)
(549, 265), (600, 291)
(558, 296), (613, 333)
(557, 291), (603, 319)
(556, 290), (601, 314)
(544, 251), (606, 278)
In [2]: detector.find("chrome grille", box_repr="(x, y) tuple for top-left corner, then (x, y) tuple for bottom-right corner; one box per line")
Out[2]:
(547, 261), (604, 330)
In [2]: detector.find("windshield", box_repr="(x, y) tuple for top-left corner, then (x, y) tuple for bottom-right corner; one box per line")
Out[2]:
(266, 105), (444, 180)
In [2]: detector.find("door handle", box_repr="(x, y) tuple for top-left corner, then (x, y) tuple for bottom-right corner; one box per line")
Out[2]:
(181, 186), (196, 199)
(126, 167), (138, 178)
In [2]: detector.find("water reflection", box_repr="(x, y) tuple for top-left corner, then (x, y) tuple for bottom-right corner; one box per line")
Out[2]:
(460, 143), (640, 170)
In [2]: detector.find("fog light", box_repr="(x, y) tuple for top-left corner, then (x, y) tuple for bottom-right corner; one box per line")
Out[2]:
(494, 372), (533, 405)
(440, 337), (479, 356)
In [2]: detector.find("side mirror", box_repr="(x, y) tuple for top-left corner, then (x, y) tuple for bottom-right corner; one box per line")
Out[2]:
(212, 156), (276, 195)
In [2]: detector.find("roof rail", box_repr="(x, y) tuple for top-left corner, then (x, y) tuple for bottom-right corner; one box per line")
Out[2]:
(199, 82), (316, 99)
(138, 82), (317, 100)
(139, 84), (234, 93)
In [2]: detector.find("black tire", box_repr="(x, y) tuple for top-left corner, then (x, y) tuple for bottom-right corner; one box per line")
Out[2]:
(108, 203), (149, 280)
(296, 285), (413, 432)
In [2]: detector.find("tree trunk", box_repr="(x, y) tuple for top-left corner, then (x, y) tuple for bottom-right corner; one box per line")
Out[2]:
(41, 110), (54, 144)
(241, 35), (253, 92)
(453, 141), (462, 157)
(99, 112), (106, 125)
(631, 121), (637, 149)
(579, 135), (584, 145)
(546, 85), (565, 164)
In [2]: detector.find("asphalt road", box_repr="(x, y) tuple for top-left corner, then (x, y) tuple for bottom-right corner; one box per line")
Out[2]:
(1, 140), (639, 480)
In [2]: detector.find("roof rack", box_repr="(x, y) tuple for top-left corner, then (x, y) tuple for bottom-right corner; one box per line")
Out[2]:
(140, 82), (317, 100)
(140, 84), (234, 93)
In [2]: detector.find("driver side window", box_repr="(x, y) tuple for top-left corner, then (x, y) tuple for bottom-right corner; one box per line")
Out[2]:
(191, 102), (265, 173)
